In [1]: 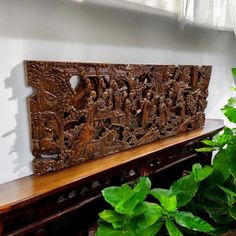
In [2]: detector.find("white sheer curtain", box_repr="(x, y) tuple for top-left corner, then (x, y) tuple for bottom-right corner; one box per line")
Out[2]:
(180, 0), (236, 33)
(125, 0), (236, 34)
(78, 0), (236, 35)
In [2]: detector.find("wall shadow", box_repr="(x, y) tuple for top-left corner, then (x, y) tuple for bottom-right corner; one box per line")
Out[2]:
(2, 62), (33, 177)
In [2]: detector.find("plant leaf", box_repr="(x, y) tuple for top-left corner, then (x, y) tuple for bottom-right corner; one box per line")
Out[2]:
(191, 163), (213, 182)
(225, 97), (236, 107)
(232, 68), (236, 77)
(149, 188), (177, 212)
(211, 150), (230, 183)
(102, 184), (133, 208)
(170, 175), (198, 208)
(136, 222), (164, 236)
(229, 205), (236, 220)
(115, 191), (140, 215)
(211, 213), (234, 224)
(218, 185), (236, 206)
(172, 211), (215, 233)
(212, 128), (234, 148)
(221, 105), (236, 123)
(136, 202), (163, 228)
(204, 186), (228, 204)
(201, 139), (216, 147)
(195, 147), (215, 152)
(103, 177), (151, 216)
(226, 146), (236, 179)
(227, 97), (236, 106)
(224, 126), (234, 135)
(218, 185), (236, 198)
(133, 177), (151, 202)
(99, 210), (124, 229)
(165, 219), (183, 236)
(96, 225), (134, 236)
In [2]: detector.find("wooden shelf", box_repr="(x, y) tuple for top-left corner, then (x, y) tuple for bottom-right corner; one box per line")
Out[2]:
(0, 119), (223, 215)
(0, 119), (224, 236)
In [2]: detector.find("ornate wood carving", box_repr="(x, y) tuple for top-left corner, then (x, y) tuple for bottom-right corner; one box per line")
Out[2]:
(25, 61), (211, 175)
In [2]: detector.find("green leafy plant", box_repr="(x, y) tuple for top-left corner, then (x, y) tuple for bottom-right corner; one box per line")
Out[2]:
(232, 68), (236, 78)
(96, 177), (164, 236)
(149, 163), (214, 235)
(96, 166), (214, 236)
(186, 166), (236, 233)
(192, 70), (236, 233)
(96, 69), (236, 235)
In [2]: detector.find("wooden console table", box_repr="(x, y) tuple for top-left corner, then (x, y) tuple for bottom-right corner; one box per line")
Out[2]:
(0, 119), (224, 236)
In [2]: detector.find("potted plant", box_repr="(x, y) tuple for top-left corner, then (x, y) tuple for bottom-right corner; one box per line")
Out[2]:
(96, 70), (236, 235)
(193, 80), (236, 234)
(96, 164), (215, 236)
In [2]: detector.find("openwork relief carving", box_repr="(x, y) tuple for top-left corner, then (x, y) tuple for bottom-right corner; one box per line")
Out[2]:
(25, 61), (211, 174)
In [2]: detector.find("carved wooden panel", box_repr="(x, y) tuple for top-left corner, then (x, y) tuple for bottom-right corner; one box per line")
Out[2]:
(25, 61), (211, 174)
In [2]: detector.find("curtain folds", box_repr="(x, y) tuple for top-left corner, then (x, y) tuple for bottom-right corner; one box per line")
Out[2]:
(179, 0), (235, 32)
(124, 0), (236, 34)
(81, 0), (236, 35)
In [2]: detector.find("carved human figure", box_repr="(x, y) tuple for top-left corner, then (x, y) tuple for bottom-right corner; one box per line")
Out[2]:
(100, 128), (117, 155)
(86, 91), (97, 125)
(172, 80), (180, 97)
(47, 117), (60, 137)
(165, 98), (172, 122)
(127, 72), (137, 90)
(159, 96), (168, 126)
(197, 89), (208, 111)
(124, 97), (132, 126)
(105, 88), (113, 111)
(123, 90), (128, 103)
(98, 77), (106, 95)
(85, 79), (94, 93)
(73, 124), (95, 160)
(198, 78), (209, 97)
(114, 91), (122, 110)
(168, 90), (174, 99)
(141, 99), (149, 128)
(111, 80), (119, 91)
(176, 94), (186, 119)
(191, 67), (200, 91)
(186, 93), (197, 115)
(141, 93), (151, 128)
(181, 67), (191, 84)
(112, 81), (122, 110)
(136, 88), (143, 101)
(129, 92), (136, 112)
(95, 91), (109, 113)
(103, 91), (110, 108)
(39, 126), (58, 152)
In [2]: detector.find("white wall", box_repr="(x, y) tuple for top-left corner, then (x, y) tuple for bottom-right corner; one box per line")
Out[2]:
(0, 0), (235, 184)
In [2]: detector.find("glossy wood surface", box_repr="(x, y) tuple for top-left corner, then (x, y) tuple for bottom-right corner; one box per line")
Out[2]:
(0, 119), (224, 214)
(25, 61), (212, 175)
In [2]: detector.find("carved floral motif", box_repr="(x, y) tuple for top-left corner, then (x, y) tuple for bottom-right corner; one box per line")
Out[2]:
(25, 61), (211, 175)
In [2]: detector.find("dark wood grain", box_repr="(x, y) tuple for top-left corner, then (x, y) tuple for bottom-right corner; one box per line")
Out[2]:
(0, 119), (223, 236)
(6, 195), (101, 236)
(0, 119), (223, 216)
(0, 221), (3, 236)
(25, 61), (212, 174)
